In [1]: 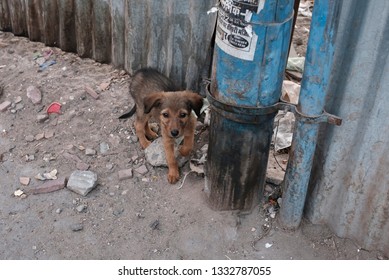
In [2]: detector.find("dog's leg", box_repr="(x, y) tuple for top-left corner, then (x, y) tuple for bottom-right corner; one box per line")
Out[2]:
(179, 117), (195, 156)
(145, 122), (158, 140)
(135, 115), (151, 149)
(162, 134), (180, 184)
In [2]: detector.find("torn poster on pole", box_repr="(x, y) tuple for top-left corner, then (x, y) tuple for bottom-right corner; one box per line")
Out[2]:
(215, 0), (265, 61)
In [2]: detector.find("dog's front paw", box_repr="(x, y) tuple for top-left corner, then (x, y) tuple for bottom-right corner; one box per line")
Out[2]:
(146, 130), (158, 140)
(167, 169), (180, 184)
(179, 145), (192, 157)
(139, 139), (152, 149)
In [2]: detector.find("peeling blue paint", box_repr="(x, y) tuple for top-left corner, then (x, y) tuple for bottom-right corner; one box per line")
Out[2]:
(280, 0), (340, 228)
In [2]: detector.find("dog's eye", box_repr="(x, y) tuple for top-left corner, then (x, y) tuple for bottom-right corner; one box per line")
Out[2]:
(162, 112), (169, 118)
(179, 113), (187, 118)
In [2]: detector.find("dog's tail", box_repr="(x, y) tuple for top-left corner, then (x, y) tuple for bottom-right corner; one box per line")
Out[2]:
(118, 104), (137, 119)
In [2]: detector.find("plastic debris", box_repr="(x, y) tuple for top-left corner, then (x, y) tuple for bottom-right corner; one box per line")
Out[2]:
(207, 7), (218, 14)
(286, 57), (305, 73)
(38, 60), (56, 72)
(14, 189), (24, 197)
(298, 0), (314, 17)
(35, 169), (58, 181)
(273, 111), (295, 152)
(46, 102), (62, 114)
(282, 80), (300, 105)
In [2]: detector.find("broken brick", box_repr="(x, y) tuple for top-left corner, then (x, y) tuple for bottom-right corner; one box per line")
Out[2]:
(28, 177), (67, 195)
(0, 100), (11, 112)
(84, 86), (99, 99)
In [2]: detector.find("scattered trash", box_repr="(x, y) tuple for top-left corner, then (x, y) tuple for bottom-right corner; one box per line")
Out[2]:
(201, 98), (211, 126)
(265, 243), (273, 249)
(298, 0), (314, 17)
(189, 162), (205, 175)
(177, 145), (207, 190)
(286, 57), (305, 73)
(35, 169), (58, 181)
(273, 111), (295, 152)
(42, 48), (53, 59)
(38, 60), (56, 72)
(32, 48), (56, 72)
(14, 189), (24, 197)
(207, 6), (218, 14)
(282, 80), (300, 105)
(46, 102), (62, 114)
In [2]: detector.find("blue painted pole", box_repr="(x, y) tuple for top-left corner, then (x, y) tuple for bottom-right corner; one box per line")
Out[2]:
(206, 0), (294, 210)
(279, 0), (340, 228)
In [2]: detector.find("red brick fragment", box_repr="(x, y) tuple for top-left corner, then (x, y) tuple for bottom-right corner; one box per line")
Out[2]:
(0, 100), (11, 112)
(28, 177), (67, 195)
(84, 86), (99, 99)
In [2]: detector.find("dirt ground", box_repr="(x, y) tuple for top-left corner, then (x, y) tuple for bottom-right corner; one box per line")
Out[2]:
(0, 12), (384, 260)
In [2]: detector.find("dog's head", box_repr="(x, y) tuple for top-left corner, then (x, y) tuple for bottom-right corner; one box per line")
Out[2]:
(144, 91), (203, 138)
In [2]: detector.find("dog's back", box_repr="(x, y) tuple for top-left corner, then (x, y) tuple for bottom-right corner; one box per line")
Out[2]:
(130, 68), (177, 101)
(119, 68), (177, 119)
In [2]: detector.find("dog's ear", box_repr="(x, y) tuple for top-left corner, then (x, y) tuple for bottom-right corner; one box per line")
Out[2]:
(144, 92), (164, 114)
(185, 91), (204, 117)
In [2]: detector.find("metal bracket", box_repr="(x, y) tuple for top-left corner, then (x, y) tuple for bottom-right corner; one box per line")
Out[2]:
(206, 88), (342, 126)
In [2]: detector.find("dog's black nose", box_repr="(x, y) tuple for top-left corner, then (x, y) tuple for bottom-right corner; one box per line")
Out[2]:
(170, 130), (179, 137)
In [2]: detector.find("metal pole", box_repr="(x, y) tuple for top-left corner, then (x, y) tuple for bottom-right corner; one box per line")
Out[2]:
(279, 0), (341, 228)
(206, 0), (294, 211)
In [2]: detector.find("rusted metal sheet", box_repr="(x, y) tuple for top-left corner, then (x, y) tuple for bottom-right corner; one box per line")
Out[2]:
(125, 0), (217, 89)
(305, 0), (389, 255)
(0, 0), (217, 89)
(5, 0), (27, 36)
(74, 0), (92, 57)
(25, 0), (43, 42)
(0, 0), (11, 32)
(42, 0), (59, 46)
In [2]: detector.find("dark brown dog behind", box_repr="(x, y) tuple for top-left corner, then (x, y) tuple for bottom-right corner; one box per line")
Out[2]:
(121, 68), (203, 184)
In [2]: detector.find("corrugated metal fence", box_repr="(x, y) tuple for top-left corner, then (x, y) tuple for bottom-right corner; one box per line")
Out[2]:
(305, 0), (389, 254)
(2, 0), (389, 256)
(0, 0), (217, 90)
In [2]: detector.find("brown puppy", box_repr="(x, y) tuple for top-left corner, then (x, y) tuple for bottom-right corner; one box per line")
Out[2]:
(122, 68), (203, 184)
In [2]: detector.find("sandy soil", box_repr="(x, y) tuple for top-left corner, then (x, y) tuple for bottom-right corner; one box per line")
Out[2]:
(0, 15), (384, 260)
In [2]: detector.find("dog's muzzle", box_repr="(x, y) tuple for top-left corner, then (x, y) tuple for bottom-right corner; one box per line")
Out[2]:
(170, 130), (179, 137)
